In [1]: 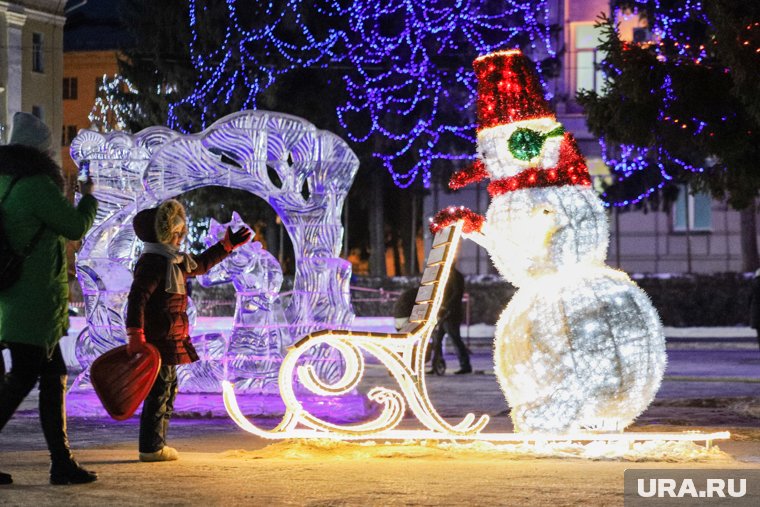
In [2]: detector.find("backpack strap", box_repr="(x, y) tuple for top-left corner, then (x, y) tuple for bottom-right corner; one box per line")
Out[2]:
(20, 224), (47, 257)
(0, 176), (21, 204)
(1, 176), (46, 257)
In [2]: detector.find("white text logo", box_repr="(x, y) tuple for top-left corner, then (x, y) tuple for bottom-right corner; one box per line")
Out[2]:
(637, 478), (746, 498)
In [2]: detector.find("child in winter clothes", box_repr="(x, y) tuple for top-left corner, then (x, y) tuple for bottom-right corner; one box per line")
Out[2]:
(126, 200), (251, 462)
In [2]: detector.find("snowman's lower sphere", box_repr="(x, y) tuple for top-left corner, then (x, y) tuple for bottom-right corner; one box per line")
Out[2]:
(494, 267), (666, 433)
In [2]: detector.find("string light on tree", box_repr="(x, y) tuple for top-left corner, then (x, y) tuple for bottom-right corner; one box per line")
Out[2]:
(172, 0), (556, 189)
(591, 0), (730, 208)
(89, 75), (139, 133)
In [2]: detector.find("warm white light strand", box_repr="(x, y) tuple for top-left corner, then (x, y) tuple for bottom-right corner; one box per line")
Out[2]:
(224, 221), (489, 438)
(222, 220), (718, 449)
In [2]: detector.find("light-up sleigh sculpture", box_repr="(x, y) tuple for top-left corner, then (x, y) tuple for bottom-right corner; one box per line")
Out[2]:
(223, 220), (729, 447)
(225, 221), (488, 438)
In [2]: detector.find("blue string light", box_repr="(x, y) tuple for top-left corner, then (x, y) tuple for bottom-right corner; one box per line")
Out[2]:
(171, 0), (556, 189)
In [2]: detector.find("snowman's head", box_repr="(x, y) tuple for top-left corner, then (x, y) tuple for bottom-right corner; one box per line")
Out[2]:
(449, 50), (609, 284)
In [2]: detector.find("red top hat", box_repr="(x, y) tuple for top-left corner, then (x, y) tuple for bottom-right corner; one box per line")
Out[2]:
(448, 49), (590, 193)
(473, 49), (554, 131)
(431, 50), (591, 233)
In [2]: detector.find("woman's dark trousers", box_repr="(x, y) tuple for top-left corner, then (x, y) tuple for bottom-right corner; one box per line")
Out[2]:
(0, 343), (73, 461)
(139, 365), (177, 453)
(429, 319), (471, 371)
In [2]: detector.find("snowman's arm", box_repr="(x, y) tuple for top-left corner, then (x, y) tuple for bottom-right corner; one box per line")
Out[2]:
(430, 206), (497, 256)
(430, 206), (485, 235)
(463, 222), (495, 251)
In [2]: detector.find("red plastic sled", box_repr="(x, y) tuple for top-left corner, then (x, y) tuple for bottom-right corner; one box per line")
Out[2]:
(90, 344), (161, 421)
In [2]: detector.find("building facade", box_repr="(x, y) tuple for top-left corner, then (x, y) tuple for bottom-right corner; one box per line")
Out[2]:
(60, 50), (118, 176)
(60, 0), (128, 177)
(0, 1), (65, 151)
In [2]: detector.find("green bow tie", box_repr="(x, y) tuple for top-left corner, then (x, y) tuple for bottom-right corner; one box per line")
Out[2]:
(507, 125), (565, 161)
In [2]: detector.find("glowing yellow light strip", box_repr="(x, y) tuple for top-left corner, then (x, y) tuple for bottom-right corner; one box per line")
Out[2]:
(221, 219), (727, 449)
(222, 382), (727, 446)
(223, 221), (491, 437)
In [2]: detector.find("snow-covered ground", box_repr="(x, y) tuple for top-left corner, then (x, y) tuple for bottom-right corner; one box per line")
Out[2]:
(2, 317), (759, 504)
(1, 389), (758, 505)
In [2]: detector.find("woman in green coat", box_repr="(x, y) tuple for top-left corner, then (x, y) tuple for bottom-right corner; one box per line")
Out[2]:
(0, 113), (98, 486)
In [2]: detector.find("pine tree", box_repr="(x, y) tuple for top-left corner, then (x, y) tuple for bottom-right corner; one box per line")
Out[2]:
(577, 0), (760, 270)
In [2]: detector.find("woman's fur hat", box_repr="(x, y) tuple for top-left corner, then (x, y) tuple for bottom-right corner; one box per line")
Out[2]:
(154, 199), (187, 244)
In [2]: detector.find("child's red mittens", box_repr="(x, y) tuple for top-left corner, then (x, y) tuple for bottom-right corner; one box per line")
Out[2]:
(126, 327), (147, 356)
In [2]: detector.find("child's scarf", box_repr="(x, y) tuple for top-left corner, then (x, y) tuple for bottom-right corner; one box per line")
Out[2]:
(142, 243), (198, 295)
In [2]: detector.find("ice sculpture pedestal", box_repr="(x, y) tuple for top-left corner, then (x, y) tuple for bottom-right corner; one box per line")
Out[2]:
(66, 391), (374, 421)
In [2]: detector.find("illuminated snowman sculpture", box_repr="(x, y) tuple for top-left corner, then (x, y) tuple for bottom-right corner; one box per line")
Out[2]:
(432, 50), (666, 433)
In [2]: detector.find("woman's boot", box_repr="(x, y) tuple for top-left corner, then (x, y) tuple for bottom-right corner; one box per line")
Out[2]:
(0, 471), (11, 485)
(49, 459), (98, 485)
(39, 374), (97, 485)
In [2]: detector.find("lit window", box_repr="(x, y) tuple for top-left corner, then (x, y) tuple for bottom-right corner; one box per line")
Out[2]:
(32, 33), (44, 73)
(63, 77), (78, 100)
(574, 24), (606, 95)
(673, 187), (712, 231)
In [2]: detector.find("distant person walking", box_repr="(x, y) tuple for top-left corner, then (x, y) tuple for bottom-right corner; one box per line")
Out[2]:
(428, 267), (471, 375)
(393, 287), (418, 332)
(392, 268), (472, 375)
(749, 268), (760, 351)
(0, 112), (98, 485)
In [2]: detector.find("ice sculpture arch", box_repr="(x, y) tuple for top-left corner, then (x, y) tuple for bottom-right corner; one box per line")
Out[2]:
(69, 110), (359, 393)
